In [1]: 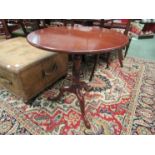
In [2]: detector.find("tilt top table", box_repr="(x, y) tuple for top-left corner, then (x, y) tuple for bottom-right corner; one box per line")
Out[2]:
(27, 26), (129, 129)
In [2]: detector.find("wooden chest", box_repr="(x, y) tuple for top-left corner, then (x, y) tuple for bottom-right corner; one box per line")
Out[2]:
(0, 37), (68, 101)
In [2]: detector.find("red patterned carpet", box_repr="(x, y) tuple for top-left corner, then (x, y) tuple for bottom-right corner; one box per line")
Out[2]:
(0, 57), (155, 135)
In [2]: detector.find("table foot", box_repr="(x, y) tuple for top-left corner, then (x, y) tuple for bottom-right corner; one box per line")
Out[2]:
(48, 86), (72, 101)
(47, 93), (62, 101)
(79, 81), (92, 92)
(83, 116), (91, 129)
(76, 88), (91, 129)
(48, 84), (91, 129)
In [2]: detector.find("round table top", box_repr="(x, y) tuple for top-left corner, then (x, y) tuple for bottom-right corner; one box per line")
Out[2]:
(27, 26), (129, 54)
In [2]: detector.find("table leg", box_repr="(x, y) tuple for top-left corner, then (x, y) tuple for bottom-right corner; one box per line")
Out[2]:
(75, 88), (91, 128)
(48, 54), (91, 129)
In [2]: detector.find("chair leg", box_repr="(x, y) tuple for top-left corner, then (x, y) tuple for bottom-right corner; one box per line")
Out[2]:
(89, 54), (99, 81)
(118, 49), (123, 67)
(18, 20), (28, 36)
(106, 52), (111, 69)
(82, 55), (86, 63)
(124, 38), (131, 58)
(81, 55), (86, 78)
(1, 20), (12, 39)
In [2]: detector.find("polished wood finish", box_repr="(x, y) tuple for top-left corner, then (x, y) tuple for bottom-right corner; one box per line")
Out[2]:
(27, 26), (129, 129)
(27, 26), (129, 54)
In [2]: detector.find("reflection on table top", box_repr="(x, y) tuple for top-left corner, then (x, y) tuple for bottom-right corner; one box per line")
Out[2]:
(27, 26), (129, 54)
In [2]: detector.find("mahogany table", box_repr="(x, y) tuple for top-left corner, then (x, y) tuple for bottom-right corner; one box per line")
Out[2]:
(27, 26), (129, 129)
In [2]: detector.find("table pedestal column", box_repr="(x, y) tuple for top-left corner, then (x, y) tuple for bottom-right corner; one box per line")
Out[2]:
(48, 54), (91, 129)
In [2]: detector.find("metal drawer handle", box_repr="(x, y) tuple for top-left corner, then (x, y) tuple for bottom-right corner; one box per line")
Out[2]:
(42, 63), (58, 77)
(0, 76), (12, 85)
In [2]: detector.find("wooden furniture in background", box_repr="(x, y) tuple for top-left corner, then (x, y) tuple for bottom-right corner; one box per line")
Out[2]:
(0, 19), (12, 39)
(89, 20), (131, 81)
(61, 19), (113, 27)
(110, 19), (132, 58)
(0, 19), (44, 39)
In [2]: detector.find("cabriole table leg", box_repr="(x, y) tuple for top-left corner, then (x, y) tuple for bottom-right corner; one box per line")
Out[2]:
(48, 54), (91, 129)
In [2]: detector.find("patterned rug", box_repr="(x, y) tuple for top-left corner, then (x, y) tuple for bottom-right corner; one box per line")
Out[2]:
(0, 56), (154, 135)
